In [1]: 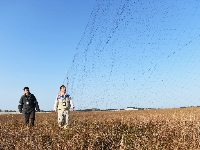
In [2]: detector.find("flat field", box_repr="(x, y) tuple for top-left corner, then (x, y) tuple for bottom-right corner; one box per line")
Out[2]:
(1, 108), (200, 149)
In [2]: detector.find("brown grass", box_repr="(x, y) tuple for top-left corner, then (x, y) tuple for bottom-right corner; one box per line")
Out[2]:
(1, 107), (200, 149)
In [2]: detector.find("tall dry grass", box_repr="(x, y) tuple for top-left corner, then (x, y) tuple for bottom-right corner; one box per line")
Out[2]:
(1, 107), (200, 149)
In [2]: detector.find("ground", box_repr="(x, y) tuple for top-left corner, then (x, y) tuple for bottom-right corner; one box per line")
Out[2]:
(1, 107), (200, 149)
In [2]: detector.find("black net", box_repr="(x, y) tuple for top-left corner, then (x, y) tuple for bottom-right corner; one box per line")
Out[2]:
(66, 0), (200, 110)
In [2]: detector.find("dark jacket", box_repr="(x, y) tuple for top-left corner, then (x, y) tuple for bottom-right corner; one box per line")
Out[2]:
(18, 93), (40, 113)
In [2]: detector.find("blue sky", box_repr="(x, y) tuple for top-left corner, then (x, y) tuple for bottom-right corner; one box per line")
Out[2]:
(0, 0), (95, 110)
(0, 0), (200, 111)
(67, 0), (200, 110)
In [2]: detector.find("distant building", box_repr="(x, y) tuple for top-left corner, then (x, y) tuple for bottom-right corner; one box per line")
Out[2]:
(1, 110), (8, 112)
(125, 107), (138, 110)
(9, 110), (16, 112)
(92, 108), (100, 111)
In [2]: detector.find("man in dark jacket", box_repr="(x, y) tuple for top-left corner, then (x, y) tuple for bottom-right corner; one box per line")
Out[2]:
(18, 87), (40, 126)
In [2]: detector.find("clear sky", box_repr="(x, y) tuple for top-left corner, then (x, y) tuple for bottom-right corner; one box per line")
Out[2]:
(1, 0), (200, 111)
(67, 0), (200, 110)
(0, 0), (96, 111)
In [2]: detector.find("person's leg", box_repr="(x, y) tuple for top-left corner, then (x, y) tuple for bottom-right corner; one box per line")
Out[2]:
(63, 110), (66, 126)
(67, 110), (70, 124)
(58, 110), (63, 127)
(63, 110), (69, 128)
(62, 110), (66, 127)
(66, 110), (70, 125)
(30, 110), (35, 126)
(24, 113), (30, 126)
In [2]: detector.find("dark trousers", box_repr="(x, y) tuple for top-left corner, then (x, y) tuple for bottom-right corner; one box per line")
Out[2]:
(24, 110), (35, 126)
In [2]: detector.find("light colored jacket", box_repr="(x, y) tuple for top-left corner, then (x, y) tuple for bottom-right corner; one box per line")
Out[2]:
(53, 93), (74, 111)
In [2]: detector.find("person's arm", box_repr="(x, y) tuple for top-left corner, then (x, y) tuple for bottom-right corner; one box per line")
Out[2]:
(53, 96), (58, 113)
(33, 95), (40, 112)
(70, 98), (75, 111)
(18, 96), (23, 113)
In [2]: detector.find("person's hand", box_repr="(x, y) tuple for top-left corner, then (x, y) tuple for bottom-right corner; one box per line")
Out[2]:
(72, 108), (74, 111)
(54, 110), (57, 114)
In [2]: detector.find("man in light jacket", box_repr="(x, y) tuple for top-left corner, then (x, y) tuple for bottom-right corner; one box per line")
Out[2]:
(53, 85), (74, 128)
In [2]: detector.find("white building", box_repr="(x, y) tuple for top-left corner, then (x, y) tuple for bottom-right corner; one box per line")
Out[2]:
(125, 107), (138, 110)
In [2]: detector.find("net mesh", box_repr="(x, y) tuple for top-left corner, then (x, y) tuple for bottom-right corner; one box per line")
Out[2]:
(66, 0), (200, 110)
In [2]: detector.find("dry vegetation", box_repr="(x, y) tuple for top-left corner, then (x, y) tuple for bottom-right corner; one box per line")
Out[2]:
(1, 107), (200, 149)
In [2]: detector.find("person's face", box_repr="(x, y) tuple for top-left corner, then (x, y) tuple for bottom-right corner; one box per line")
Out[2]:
(24, 89), (29, 95)
(60, 87), (66, 93)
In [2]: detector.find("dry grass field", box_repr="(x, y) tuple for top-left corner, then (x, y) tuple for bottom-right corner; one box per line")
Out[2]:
(1, 107), (200, 149)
